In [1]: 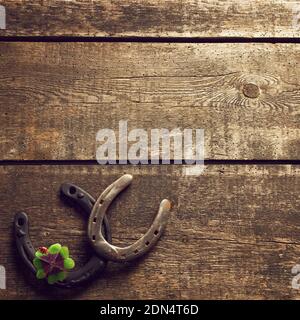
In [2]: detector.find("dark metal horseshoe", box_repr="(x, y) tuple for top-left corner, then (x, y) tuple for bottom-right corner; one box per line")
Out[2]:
(88, 174), (171, 262)
(14, 183), (112, 288)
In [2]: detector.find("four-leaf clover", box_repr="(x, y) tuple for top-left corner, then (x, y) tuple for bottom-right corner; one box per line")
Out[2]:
(33, 243), (75, 284)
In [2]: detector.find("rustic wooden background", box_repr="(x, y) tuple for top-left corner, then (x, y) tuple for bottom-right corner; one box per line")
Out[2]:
(0, 1), (299, 300)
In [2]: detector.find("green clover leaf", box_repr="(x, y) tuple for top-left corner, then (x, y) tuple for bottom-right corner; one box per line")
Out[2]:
(64, 258), (75, 270)
(60, 246), (69, 259)
(48, 243), (61, 254)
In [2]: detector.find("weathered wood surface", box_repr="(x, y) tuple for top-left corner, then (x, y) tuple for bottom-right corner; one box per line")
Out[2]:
(0, 164), (299, 299)
(1, 1), (300, 38)
(0, 42), (299, 161)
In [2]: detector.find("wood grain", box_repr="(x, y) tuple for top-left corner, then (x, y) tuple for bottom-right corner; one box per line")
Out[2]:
(1, 1), (300, 38)
(0, 164), (299, 299)
(0, 42), (299, 161)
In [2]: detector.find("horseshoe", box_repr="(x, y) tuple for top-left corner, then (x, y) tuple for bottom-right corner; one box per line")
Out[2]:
(88, 174), (171, 262)
(14, 183), (112, 288)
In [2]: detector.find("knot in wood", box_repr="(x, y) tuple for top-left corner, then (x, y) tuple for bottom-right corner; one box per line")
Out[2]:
(242, 83), (260, 98)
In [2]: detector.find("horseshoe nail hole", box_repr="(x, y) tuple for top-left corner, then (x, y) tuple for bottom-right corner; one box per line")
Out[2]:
(69, 186), (76, 195)
(154, 230), (159, 236)
(145, 241), (150, 246)
(93, 217), (97, 223)
(99, 199), (104, 204)
(17, 218), (25, 226)
(134, 249), (139, 254)
(92, 235), (96, 241)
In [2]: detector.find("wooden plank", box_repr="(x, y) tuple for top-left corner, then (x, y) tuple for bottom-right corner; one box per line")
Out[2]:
(1, 1), (300, 38)
(0, 164), (299, 299)
(0, 42), (299, 161)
